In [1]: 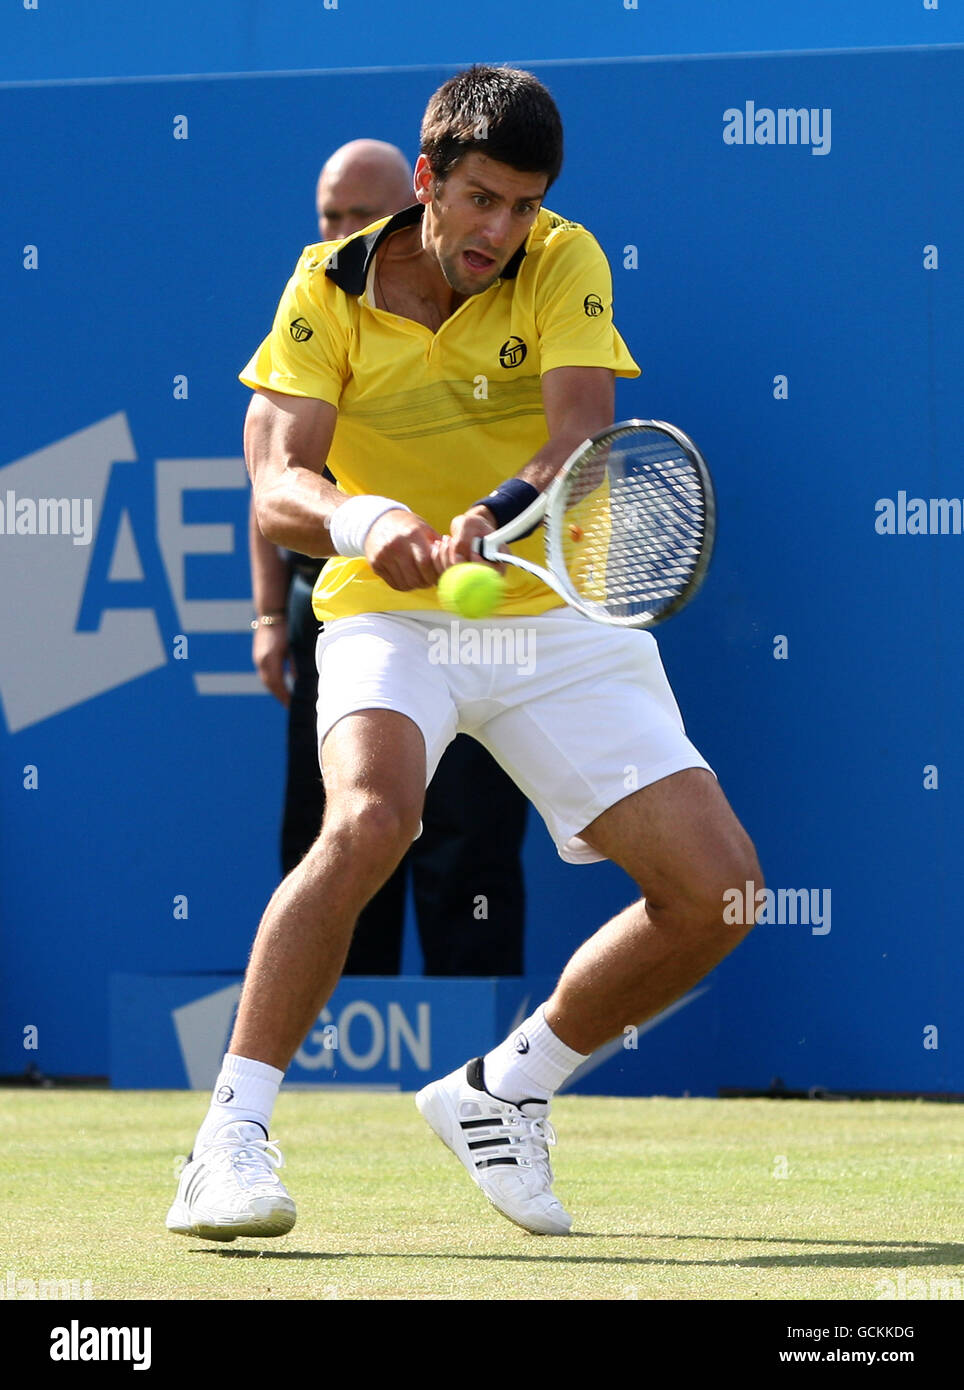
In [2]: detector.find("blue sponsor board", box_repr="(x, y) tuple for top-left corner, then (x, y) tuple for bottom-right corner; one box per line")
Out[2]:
(109, 973), (724, 1095)
(110, 973), (554, 1092)
(5, 45), (963, 1097)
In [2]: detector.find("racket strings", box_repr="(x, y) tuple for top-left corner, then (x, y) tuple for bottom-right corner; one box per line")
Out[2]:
(552, 437), (709, 621)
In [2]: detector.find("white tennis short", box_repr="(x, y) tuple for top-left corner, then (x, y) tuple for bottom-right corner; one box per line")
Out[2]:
(315, 606), (712, 865)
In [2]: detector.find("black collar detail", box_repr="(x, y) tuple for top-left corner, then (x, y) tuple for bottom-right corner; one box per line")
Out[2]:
(324, 202), (528, 295)
(501, 240), (527, 280)
(324, 203), (423, 294)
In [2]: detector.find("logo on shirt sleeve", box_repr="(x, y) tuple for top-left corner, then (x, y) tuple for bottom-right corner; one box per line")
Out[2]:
(289, 317), (314, 342)
(499, 337), (528, 368)
(583, 294), (605, 317)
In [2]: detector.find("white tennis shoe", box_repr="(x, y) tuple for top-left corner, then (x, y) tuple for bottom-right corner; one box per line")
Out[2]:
(416, 1058), (572, 1235)
(165, 1122), (296, 1242)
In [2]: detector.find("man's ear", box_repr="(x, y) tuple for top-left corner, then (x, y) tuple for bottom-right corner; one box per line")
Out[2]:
(413, 154), (435, 205)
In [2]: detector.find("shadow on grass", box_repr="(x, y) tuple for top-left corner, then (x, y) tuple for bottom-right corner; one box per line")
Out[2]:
(190, 1235), (964, 1271)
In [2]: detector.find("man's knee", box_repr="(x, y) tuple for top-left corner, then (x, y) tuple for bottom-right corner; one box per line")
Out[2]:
(714, 839), (764, 939)
(648, 835), (764, 939)
(319, 790), (422, 869)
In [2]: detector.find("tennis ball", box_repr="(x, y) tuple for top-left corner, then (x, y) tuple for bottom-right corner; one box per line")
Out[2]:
(438, 562), (504, 618)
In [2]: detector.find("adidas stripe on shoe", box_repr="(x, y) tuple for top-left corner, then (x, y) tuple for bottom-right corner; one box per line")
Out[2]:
(416, 1058), (572, 1236)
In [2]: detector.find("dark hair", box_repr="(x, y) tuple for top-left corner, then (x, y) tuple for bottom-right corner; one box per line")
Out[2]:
(420, 65), (564, 189)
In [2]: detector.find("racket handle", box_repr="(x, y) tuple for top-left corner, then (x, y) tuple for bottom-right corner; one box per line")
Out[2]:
(474, 534), (503, 564)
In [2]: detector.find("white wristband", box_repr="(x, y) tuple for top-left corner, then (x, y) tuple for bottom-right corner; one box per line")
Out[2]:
(328, 495), (409, 558)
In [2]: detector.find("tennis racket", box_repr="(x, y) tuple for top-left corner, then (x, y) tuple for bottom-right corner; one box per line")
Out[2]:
(474, 419), (716, 629)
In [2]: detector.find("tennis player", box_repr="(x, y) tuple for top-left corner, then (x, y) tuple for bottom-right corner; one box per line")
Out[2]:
(166, 64), (762, 1241)
(251, 137), (529, 973)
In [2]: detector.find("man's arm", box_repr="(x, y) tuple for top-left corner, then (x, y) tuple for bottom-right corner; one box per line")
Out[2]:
(245, 389), (342, 556)
(246, 387), (442, 590)
(516, 365), (615, 492)
(249, 496), (293, 705)
(442, 365), (615, 565)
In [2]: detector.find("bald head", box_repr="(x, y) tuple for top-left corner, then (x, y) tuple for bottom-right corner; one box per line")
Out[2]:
(316, 139), (413, 241)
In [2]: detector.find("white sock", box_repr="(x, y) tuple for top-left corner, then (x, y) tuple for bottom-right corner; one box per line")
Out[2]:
(483, 1004), (588, 1104)
(194, 1053), (284, 1153)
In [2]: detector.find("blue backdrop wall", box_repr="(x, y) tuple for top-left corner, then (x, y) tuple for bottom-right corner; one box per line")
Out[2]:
(1, 1), (961, 83)
(1, 38), (961, 1092)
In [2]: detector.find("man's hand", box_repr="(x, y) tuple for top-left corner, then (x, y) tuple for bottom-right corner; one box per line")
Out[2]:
(252, 620), (293, 707)
(433, 506), (505, 574)
(364, 509), (443, 590)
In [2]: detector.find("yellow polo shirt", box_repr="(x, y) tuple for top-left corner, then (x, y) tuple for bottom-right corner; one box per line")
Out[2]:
(240, 204), (640, 620)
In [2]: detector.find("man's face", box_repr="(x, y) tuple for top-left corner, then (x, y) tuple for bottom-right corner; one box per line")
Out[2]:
(317, 163), (409, 240)
(417, 152), (548, 298)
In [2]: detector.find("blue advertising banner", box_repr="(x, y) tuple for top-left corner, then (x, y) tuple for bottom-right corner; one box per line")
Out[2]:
(111, 974), (505, 1092)
(110, 973), (720, 1095)
(3, 44), (962, 1097)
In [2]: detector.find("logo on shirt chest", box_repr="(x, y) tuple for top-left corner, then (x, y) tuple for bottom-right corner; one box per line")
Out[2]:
(499, 337), (528, 368)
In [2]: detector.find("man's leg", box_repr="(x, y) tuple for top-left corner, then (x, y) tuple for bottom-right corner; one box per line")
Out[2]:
(281, 578), (415, 974)
(483, 767), (760, 1102)
(543, 767), (760, 1054)
(167, 709), (427, 1242)
(417, 768), (760, 1236)
(340, 861), (409, 974)
(230, 708), (427, 1070)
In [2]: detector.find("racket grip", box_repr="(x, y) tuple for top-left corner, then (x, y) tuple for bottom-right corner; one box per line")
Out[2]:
(473, 534), (499, 563)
